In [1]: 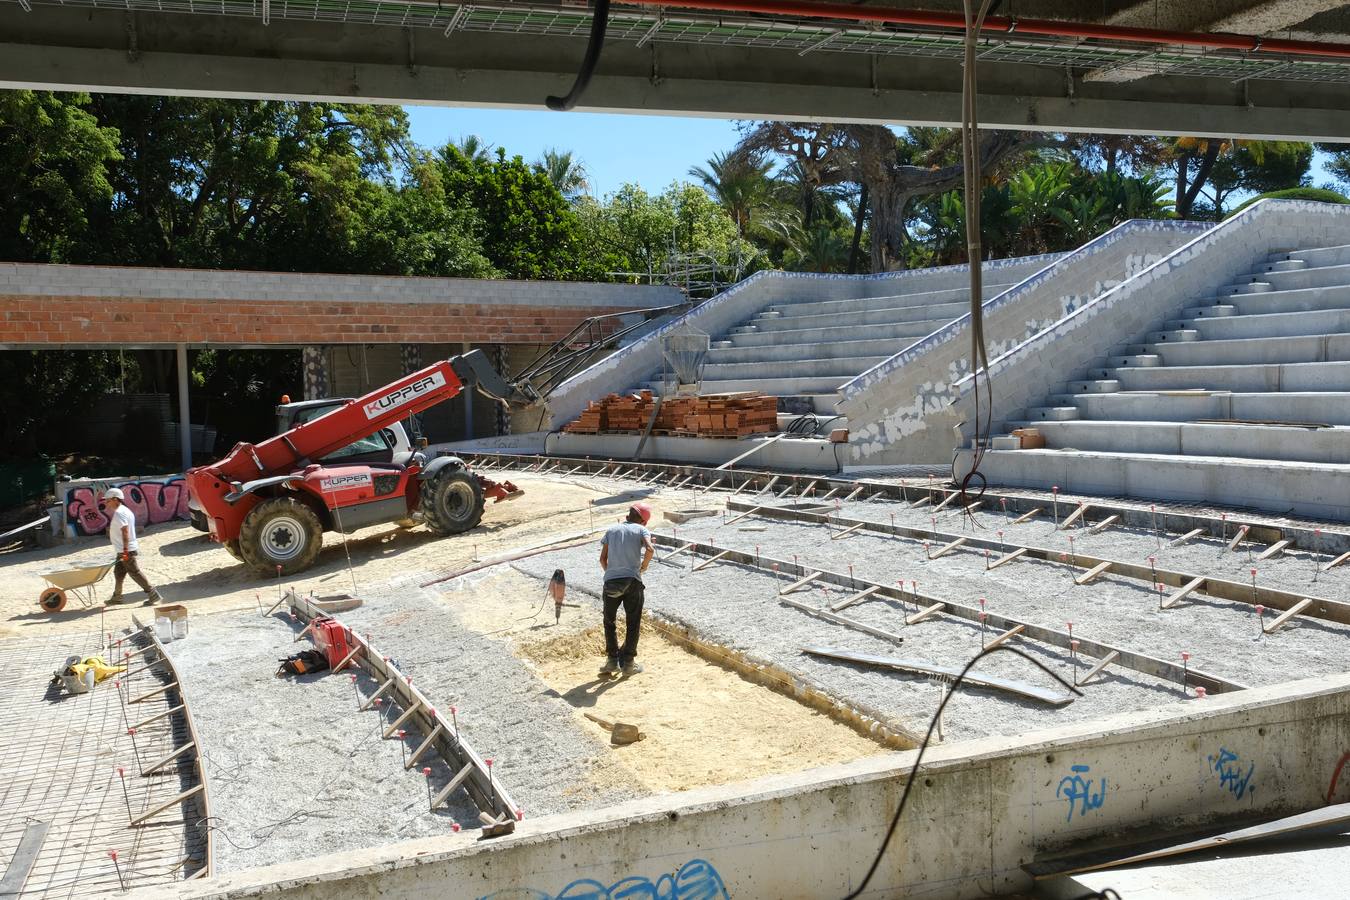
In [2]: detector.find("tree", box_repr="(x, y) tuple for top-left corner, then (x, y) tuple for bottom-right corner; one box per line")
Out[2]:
(688, 150), (776, 236)
(0, 91), (120, 263)
(1168, 138), (1311, 219)
(438, 145), (595, 280)
(0, 350), (121, 457)
(535, 148), (590, 201)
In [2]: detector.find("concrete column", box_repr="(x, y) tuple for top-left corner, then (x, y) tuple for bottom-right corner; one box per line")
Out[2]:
(461, 341), (474, 440)
(176, 342), (191, 472)
(302, 346), (329, 400)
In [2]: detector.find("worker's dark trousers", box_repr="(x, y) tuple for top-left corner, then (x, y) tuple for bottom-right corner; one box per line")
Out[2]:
(113, 552), (156, 596)
(602, 578), (644, 664)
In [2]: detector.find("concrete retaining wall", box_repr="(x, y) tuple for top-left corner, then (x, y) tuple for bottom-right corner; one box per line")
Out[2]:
(132, 673), (1350, 900)
(949, 199), (1350, 446)
(840, 220), (1211, 466)
(542, 256), (1059, 430)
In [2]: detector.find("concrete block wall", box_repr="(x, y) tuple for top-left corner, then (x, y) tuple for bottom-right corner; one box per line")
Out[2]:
(542, 255), (1060, 430)
(839, 220), (1211, 466)
(0, 263), (678, 347)
(133, 673), (1350, 900)
(949, 200), (1350, 447)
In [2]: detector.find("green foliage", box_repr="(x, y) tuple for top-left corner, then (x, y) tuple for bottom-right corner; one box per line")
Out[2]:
(438, 145), (594, 280)
(0, 91), (120, 262)
(0, 350), (122, 457)
(1229, 187), (1350, 217)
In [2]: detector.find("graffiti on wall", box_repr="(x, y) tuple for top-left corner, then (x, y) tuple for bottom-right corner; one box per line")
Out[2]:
(1056, 764), (1108, 823)
(1208, 747), (1257, 801)
(479, 858), (728, 900)
(62, 476), (191, 537)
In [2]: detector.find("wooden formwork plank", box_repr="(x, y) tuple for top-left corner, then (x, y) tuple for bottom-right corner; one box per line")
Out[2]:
(1227, 525), (1251, 552)
(929, 537), (967, 559)
(779, 597), (905, 646)
(1078, 650), (1120, 685)
(1169, 527), (1205, 547)
(724, 506), (763, 527)
(1074, 561), (1112, 586)
(984, 623), (1025, 650)
(431, 763), (475, 810)
(0, 822), (49, 896)
(129, 681), (178, 705)
(130, 704), (185, 731)
(1263, 598), (1313, 634)
(659, 541), (696, 562)
(700, 476), (725, 493)
(1256, 540), (1291, 561)
(692, 549), (732, 572)
(932, 491), (958, 512)
(830, 522), (866, 541)
(842, 486), (865, 502)
(383, 701), (424, 739)
(130, 784), (205, 827)
(1061, 504), (1090, 530)
(1324, 551), (1350, 572)
(141, 741), (197, 776)
(989, 548), (1028, 570)
(1012, 507), (1043, 524)
(779, 571), (823, 595)
(406, 724), (446, 769)
(830, 585), (881, 612)
(1163, 576), (1206, 609)
(359, 678), (395, 711)
(331, 644), (363, 674)
(906, 602), (946, 625)
(753, 475), (780, 496)
(1088, 515), (1119, 534)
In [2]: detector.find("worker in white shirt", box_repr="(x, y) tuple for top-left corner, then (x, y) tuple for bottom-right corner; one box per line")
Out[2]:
(102, 488), (164, 605)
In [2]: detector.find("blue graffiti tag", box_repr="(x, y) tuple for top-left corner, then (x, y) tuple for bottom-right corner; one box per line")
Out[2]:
(1208, 747), (1256, 800)
(1056, 764), (1108, 823)
(479, 858), (729, 900)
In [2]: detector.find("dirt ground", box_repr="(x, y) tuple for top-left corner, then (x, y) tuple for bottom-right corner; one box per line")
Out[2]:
(0, 475), (666, 640)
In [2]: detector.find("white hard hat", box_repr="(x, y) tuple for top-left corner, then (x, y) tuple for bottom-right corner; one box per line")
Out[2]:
(103, 487), (125, 501)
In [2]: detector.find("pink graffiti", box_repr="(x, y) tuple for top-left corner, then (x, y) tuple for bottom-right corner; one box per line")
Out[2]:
(64, 477), (191, 537)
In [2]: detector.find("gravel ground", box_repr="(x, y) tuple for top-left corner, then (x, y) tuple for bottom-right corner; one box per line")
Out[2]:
(165, 579), (638, 873)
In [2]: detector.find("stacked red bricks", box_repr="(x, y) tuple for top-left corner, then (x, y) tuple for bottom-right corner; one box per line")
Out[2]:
(565, 391), (779, 439)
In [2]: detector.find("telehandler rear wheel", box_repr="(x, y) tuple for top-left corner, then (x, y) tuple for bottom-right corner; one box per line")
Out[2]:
(420, 468), (484, 535)
(239, 497), (323, 575)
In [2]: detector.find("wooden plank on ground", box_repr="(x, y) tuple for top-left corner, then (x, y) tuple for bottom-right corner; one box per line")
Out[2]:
(1169, 527), (1205, 547)
(830, 522), (866, 541)
(130, 704), (185, 731)
(1256, 539), (1291, 561)
(1061, 504), (1090, 529)
(1074, 561), (1112, 586)
(692, 549), (732, 572)
(801, 647), (1073, 706)
(130, 784), (205, 827)
(1088, 515), (1119, 534)
(1163, 576), (1206, 609)
(141, 740), (197, 776)
(1324, 550), (1350, 572)
(0, 822), (49, 896)
(128, 681), (177, 704)
(779, 571), (823, 595)
(906, 602), (946, 625)
(1078, 650), (1120, 685)
(830, 585), (881, 612)
(1263, 598), (1313, 634)
(1012, 507), (1043, 524)
(780, 598), (905, 645)
(431, 763), (475, 809)
(842, 486), (865, 502)
(658, 541), (695, 562)
(932, 491), (958, 512)
(724, 506), (763, 527)
(930, 536), (967, 559)
(383, 701), (424, 739)
(406, 724), (445, 769)
(988, 548), (1027, 570)
(359, 678), (395, 711)
(1227, 525), (1250, 552)
(909, 495), (932, 508)
(753, 475), (780, 496)
(984, 623), (1024, 650)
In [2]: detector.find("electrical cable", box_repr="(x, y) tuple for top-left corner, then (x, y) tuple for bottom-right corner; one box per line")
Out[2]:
(546, 0), (612, 111)
(840, 643), (1083, 900)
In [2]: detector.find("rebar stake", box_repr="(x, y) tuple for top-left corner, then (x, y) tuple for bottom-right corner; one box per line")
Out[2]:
(423, 767), (434, 811)
(1181, 652), (1191, 694)
(116, 766), (133, 820)
(109, 850), (126, 892)
(1052, 485), (1060, 528)
(1255, 604), (1265, 638)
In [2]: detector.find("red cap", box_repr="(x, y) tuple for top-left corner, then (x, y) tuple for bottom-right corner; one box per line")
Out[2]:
(629, 502), (652, 525)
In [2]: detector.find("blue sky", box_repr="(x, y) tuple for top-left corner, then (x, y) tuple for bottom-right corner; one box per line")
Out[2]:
(405, 106), (743, 197)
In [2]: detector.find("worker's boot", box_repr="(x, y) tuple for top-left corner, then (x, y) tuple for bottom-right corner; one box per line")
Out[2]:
(106, 591), (128, 605)
(621, 660), (644, 676)
(144, 591), (165, 606)
(599, 657), (619, 676)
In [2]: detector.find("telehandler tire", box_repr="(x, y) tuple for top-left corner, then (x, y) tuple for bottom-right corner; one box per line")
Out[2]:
(420, 468), (484, 535)
(239, 497), (324, 575)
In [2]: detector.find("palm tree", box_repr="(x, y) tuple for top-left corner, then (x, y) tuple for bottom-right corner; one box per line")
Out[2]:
(688, 150), (775, 236)
(450, 134), (492, 165)
(536, 148), (590, 200)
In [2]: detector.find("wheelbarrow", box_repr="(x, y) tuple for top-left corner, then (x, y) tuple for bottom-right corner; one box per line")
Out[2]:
(37, 562), (116, 613)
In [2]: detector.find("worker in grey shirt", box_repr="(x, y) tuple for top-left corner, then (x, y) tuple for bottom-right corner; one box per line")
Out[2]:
(598, 503), (654, 676)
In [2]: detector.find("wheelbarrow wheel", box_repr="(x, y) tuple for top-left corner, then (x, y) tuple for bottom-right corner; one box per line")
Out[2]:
(38, 587), (68, 613)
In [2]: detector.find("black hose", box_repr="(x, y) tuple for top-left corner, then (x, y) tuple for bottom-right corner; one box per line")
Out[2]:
(546, 0), (611, 111)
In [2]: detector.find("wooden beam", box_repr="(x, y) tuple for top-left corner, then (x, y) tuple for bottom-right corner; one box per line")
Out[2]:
(692, 549), (732, 572)
(724, 506), (763, 527)
(700, 476), (725, 493)
(1263, 598), (1313, 634)
(359, 677), (395, 711)
(929, 536), (967, 559)
(130, 704), (185, 731)
(130, 784), (205, 827)
(331, 644), (363, 674)
(984, 623), (1025, 650)
(1163, 576), (1207, 609)
(779, 571), (823, 595)
(753, 475), (780, 496)
(818, 487), (840, 501)
(830, 585), (881, 612)
(830, 522), (866, 541)
(716, 432), (785, 470)
(779, 597), (906, 646)
(1012, 507), (1043, 524)
(1078, 650), (1120, 685)
(405, 723), (446, 769)
(1324, 550), (1350, 572)
(802, 646), (1072, 706)
(1087, 515), (1119, 534)
(842, 486), (865, 502)
(141, 741), (197, 776)
(1227, 524), (1250, 552)
(383, 701), (424, 739)
(431, 763), (475, 810)
(128, 681), (177, 704)
(932, 491), (958, 512)
(1074, 561), (1112, 586)
(658, 540), (696, 562)
(988, 548), (1028, 570)
(1061, 504), (1090, 529)
(909, 495), (932, 508)
(906, 602), (946, 625)
(1256, 539), (1291, 561)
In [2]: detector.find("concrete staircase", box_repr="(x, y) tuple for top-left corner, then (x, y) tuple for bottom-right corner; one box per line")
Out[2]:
(641, 280), (1023, 413)
(970, 240), (1350, 518)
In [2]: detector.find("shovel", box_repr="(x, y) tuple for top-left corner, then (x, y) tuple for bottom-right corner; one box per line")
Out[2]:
(584, 712), (643, 746)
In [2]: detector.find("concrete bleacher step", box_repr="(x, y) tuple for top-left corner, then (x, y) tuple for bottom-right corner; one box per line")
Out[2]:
(747, 304), (969, 332)
(1204, 283), (1350, 315)
(726, 320), (947, 347)
(1178, 307), (1350, 341)
(761, 298), (966, 324)
(702, 356), (889, 380)
(1182, 304), (1237, 318)
(707, 337), (928, 365)
(1061, 390), (1350, 425)
(1254, 261), (1350, 291)
(1285, 243), (1350, 268)
(1260, 258), (1309, 273)
(1110, 360), (1350, 393)
(953, 448), (1349, 520)
(1223, 281), (1274, 295)
(1147, 332), (1350, 367)
(1023, 406), (1080, 422)
(1146, 329), (1199, 344)
(1064, 379), (1121, 394)
(1015, 419), (1350, 465)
